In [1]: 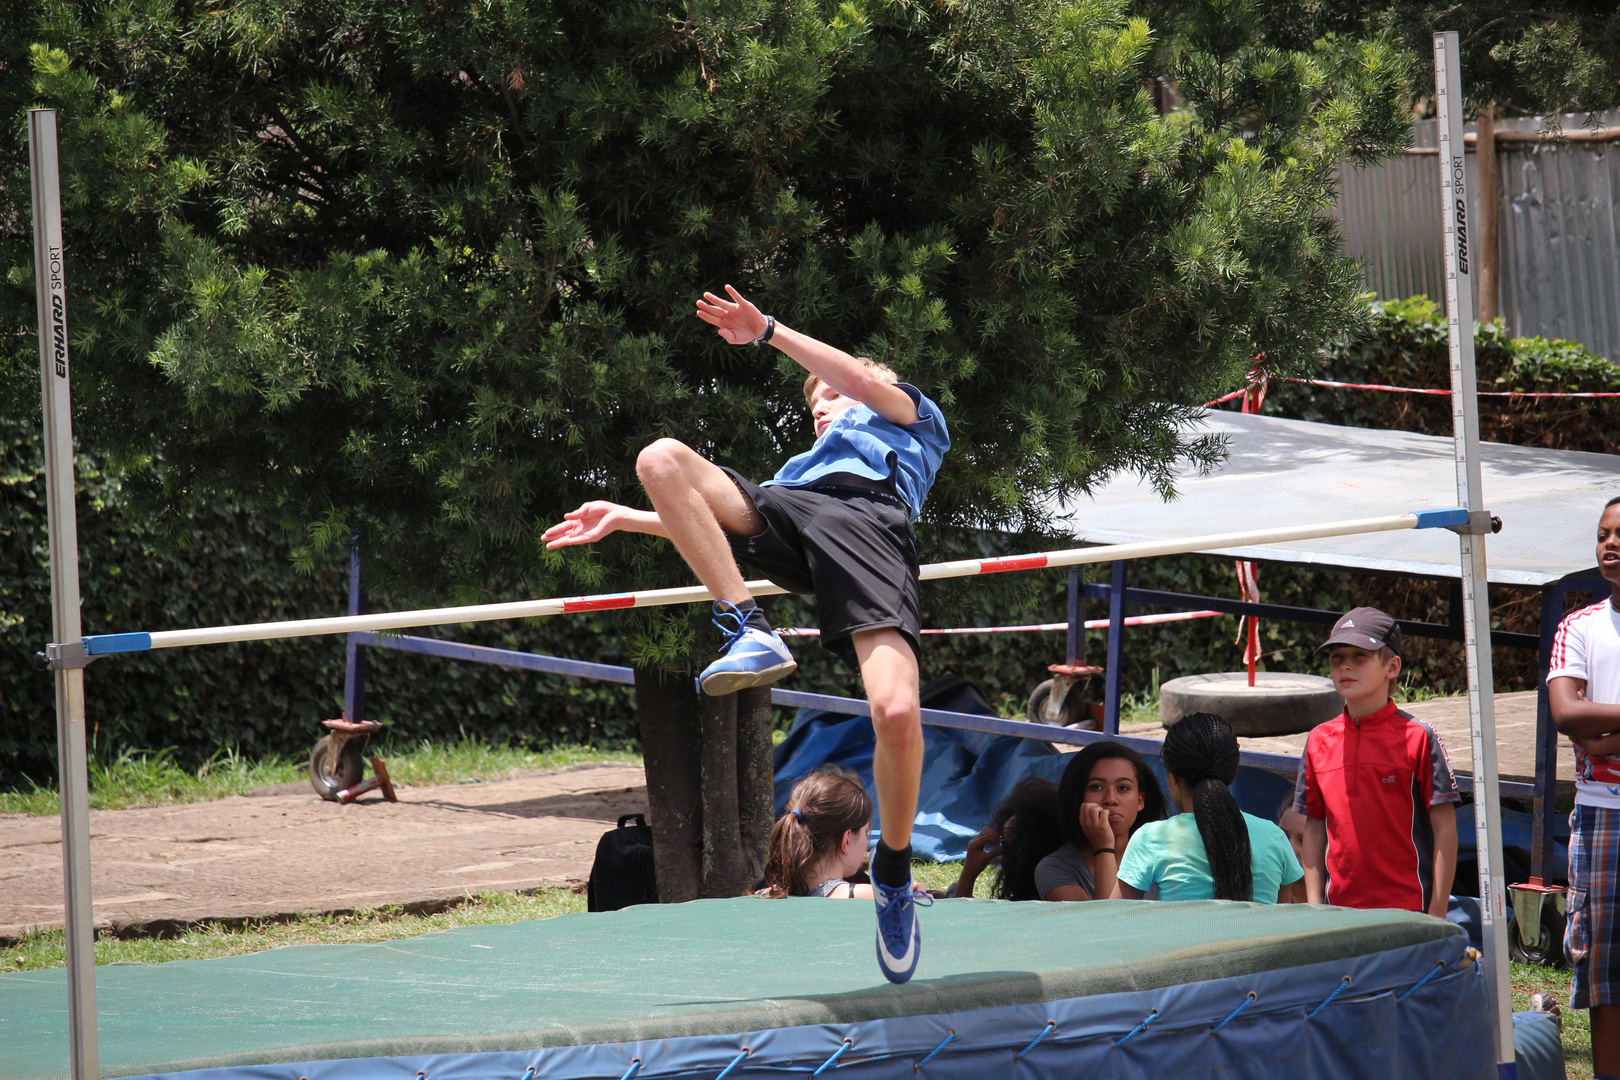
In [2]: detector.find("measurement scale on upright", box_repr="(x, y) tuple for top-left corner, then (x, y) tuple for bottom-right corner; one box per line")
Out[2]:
(1433, 30), (1515, 1078)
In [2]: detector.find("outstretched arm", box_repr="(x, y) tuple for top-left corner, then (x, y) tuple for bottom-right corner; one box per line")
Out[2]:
(695, 285), (920, 427)
(542, 501), (668, 548)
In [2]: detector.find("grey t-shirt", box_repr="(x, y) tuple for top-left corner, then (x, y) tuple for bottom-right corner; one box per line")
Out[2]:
(1033, 843), (1096, 899)
(809, 877), (854, 897)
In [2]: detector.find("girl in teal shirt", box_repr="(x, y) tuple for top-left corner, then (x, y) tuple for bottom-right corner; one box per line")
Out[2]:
(1114, 713), (1303, 904)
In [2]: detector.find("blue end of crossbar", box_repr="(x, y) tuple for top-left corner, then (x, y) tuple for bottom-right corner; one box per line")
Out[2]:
(84, 632), (152, 655)
(1413, 507), (1469, 529)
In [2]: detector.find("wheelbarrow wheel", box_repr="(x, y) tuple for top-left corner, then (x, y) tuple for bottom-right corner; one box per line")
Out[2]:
(308, 735), (365, 801)
(1508, 903), (1568, 968)
(1026, 680), (1093, 728)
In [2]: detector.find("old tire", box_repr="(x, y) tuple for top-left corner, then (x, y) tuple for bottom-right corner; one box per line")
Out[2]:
(308, 735), (365, 801)
(1026, 679), (1095, 728)
(1159, 672), (1341, 736)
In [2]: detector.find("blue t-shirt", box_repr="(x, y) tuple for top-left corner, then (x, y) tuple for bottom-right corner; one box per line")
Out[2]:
(1117, 811), (1303, 904)
(763, 383), (949, 522)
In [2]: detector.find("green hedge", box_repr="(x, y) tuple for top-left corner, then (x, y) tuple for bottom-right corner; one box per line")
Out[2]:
(4, 297), (1609, 785)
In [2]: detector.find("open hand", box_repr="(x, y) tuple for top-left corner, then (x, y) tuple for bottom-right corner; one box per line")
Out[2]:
(695, 284), (768, 345)
(1079, 803), (1115, 851)
(542, 501), (633, 549)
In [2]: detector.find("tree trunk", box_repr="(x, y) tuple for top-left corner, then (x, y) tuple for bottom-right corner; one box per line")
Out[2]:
(635, 665), (703, 903)
(735, 686), (777, 884)
(1476, 103), (1501, 326)
(699, 691), (751, 896)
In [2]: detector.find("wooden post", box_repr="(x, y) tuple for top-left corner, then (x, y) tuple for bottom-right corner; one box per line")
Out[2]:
(1476, 103), (1501, 326)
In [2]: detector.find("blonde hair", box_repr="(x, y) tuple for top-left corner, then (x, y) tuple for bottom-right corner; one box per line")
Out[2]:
(802, 358), (899, 407)
(760, 767), (873, 898)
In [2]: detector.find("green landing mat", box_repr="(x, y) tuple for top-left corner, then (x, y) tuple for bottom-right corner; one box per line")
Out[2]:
(3, 898), (1461, 1078)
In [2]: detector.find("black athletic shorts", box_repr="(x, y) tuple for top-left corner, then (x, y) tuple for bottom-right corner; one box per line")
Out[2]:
(721, 468), (921, 668)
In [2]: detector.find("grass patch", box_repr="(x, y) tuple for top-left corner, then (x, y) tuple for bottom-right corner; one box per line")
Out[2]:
(1513, 961), (1587, 1079)
(2, 888), (587, 971)
(0, 739), (642, 817)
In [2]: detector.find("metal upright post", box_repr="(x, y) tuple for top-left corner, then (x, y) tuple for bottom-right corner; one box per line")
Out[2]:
(1064, 571), (1082, 669)
(343, 535), (367, 723)
(30, 107), (99, 1080)
(1102, 560), (1127, 734)
(1433, 32), (1514, 1077)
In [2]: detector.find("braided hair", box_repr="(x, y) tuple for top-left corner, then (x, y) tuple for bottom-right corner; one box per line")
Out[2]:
(760, 767), (873, 898)
(1161, 713), (1252, 902)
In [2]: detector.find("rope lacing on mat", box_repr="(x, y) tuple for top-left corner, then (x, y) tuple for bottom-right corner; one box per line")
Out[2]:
(914, 1030), (956, 1071)
(1397, 961), (1448, 1003)
(810, 1038), (854, 1077)
(1114, 1009), (1158, 1047)
(1013, 1020), (1057, 1060)
(714, 1048), (751, 1079)
(1308, 976), (1354, 1019)
(1211, 991), (1258, 1032)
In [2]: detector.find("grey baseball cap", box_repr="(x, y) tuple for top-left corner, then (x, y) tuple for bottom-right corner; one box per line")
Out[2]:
(1316, 606), (1402, 658)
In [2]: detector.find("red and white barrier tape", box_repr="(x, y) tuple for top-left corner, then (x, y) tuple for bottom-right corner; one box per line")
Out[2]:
(1206, 376), (1620, 407)
(778, 610), (1222, 637)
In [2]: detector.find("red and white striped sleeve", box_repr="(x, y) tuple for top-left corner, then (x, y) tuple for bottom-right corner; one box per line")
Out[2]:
(1548, 604), (1598, 684)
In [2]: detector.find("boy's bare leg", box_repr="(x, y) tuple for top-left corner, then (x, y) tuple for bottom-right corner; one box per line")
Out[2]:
(1595, 1004), (1620, 1076)
(635, 438), (763, 602)
(853, 628), (922, 854)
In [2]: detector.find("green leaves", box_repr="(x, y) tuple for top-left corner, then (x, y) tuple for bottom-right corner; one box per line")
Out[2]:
(1, 0), (1411, 670)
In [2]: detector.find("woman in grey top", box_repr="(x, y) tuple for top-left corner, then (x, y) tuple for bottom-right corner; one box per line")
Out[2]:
(1034, 743), (1165, 902)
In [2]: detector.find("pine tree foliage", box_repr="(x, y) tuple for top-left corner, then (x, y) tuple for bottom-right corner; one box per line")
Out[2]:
(2, 0), (1410, 632)
(1149, 0), (1620, 116)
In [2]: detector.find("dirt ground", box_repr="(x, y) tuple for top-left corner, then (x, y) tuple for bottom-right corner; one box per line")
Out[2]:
(0, 763), (647, 941)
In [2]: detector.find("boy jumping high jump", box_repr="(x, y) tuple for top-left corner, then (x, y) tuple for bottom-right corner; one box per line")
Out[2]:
(543, 285), (949, 983)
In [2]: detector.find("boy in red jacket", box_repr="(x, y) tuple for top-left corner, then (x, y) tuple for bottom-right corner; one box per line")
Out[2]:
(1293, 607), (1460, 917)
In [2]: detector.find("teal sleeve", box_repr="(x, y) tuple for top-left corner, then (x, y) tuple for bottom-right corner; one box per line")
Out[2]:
(1117, 823), (1161, 893)
(1266, 822), (1304, 886)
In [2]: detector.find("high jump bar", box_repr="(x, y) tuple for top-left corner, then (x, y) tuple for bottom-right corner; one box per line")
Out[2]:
(65, 507), (1469, 659)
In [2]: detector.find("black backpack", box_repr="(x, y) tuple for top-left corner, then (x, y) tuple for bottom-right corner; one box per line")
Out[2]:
(587, 813), (659, 912)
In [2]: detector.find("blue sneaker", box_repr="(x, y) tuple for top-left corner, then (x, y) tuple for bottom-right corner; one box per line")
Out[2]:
(874, 879), (930, 984)
(698, 601), (796, 696)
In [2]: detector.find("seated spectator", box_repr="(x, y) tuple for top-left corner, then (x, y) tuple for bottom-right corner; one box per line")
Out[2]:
(1036, 743), (1166, 902)
(947, 777), (1064, 900)
(758, 767), (875, 898)
(1113, 713), (1302, 903)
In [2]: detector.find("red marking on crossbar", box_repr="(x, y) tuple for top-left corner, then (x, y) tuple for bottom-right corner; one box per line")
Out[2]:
(563, 594), (637, 612)
(978, 554), (1049, 574)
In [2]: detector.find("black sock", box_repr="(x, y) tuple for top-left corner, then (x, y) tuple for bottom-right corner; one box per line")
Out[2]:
(733, 598), (773, 634)
(871, 839), (912, 888)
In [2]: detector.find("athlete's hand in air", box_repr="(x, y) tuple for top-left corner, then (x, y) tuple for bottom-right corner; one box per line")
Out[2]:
(542, 502), (637, 549)
(695, 284), (769, 345)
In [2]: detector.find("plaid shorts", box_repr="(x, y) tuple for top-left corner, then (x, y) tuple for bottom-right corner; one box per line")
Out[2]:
(1567, 804), (1620, 1007)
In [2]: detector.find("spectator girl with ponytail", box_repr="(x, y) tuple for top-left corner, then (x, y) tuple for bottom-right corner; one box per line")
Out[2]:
(1113, 713), (1303, 903)
(758, 767), (878, 898)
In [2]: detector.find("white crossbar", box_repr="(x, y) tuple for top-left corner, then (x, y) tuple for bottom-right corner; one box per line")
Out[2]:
(82, 510), (1449, 654)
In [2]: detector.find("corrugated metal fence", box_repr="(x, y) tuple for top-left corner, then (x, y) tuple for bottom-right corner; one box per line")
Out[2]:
(1333, 110), (1620, 362)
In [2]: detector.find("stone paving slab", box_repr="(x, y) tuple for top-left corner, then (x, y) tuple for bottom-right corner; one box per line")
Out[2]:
(0, 763), (647, 941)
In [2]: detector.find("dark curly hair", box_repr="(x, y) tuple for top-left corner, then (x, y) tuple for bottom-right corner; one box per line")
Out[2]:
(984, 777), (1064, 901)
